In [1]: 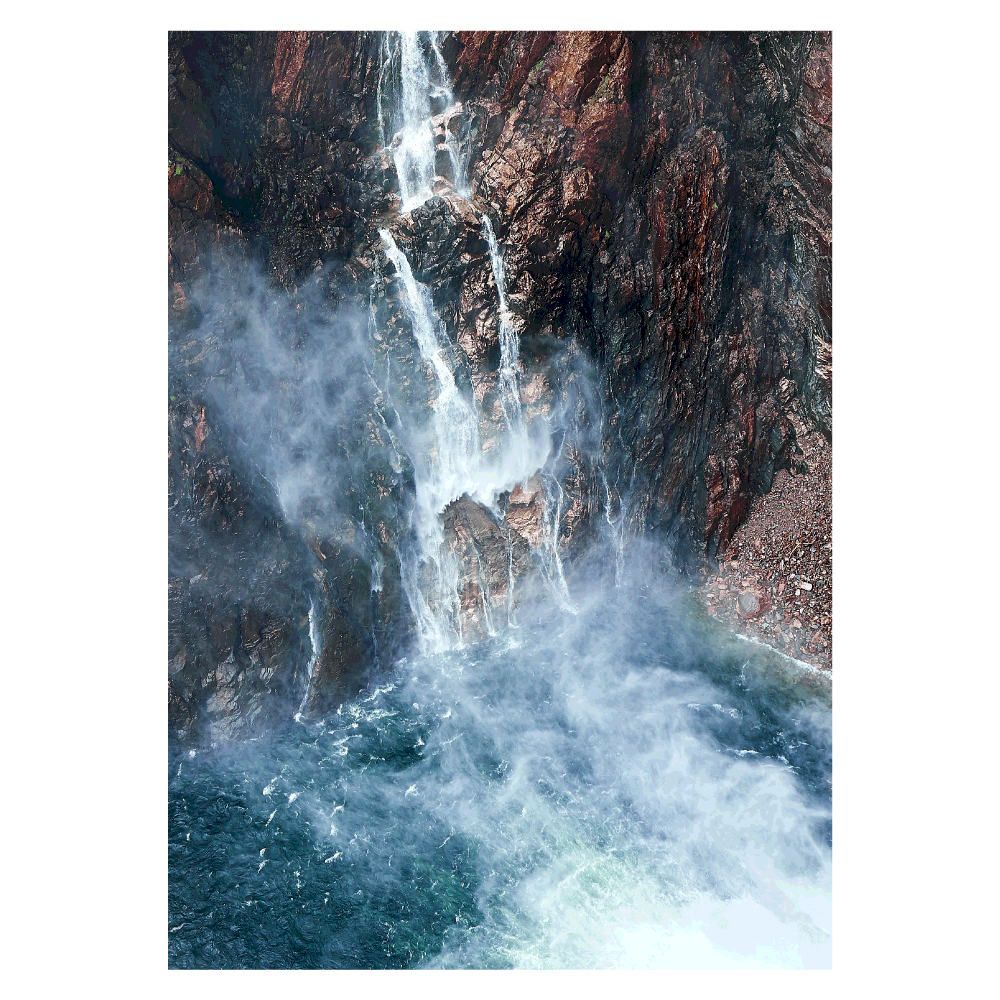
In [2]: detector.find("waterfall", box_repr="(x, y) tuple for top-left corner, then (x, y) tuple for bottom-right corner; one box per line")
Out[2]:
(482, 214), (578, 613)
(294, 598), (323, 721)
(428, 33), (470, 198)
(379, 226), (566, 649)
(378, 230), (482, 542)
(481, 216), (524, 438)
(600, 469), (627, 587)
(171, 34), (834, 972)
(380, 31), (469, 211)
(540, 470), (576, 612)
(393, 31), (437, 210)
(379, 228), (480, 649)
(375, 45), (582, 647)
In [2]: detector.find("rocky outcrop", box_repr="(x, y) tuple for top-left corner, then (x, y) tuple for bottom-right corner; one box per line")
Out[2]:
(168, 393), (314, 738)
(447, 30), (832, 562)
(169, 31), (395, 290)
(167, 30), (832, 734)
(167, 267), (413, 737)
(441, 495), (532, 642)
(168, 371), (412, 736)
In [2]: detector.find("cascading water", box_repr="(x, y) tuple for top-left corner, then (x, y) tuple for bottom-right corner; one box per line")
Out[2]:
(378, 222), (561, 648)
(539, 469), (576, 612)
(293, 599), (323, 721)
(393, 31), (437, 210)
(600, 469), (628, 587)
(169, 34), (832, 971)
(481, 214), (574, 611)
(427, 32), (469, 198)
(378, 228), (478, 650)
(378, 230), (482, 545)
(380, 31), (469, 211)
(376, 33), (574, 643)
(482, 216), (524, 439)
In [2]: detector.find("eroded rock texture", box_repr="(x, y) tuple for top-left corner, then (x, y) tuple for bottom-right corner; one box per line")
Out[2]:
(168, 394), (314, 737)
(448, 30), (831, 559)
(168, 30), (832, 736)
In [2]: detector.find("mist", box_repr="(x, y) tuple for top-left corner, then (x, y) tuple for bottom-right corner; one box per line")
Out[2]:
(168, 29), (832, 971)
(171, 257), (386, 544)
(169, 555), (831, 969)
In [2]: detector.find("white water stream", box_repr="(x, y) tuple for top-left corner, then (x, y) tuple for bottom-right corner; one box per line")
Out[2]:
(482, 216), (524, 439)
(382, 31), (469, 210)
(374, 27), (582, 650)
(294, 598), (323, 721)
(379, 228), (553, 652)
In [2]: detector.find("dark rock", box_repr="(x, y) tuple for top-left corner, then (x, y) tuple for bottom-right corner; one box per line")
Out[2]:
(168, 393), (316, 739)
(168, 29), (833, 733)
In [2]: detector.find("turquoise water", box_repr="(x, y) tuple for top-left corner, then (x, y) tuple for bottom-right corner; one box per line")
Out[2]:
(168, 577), (831, 969)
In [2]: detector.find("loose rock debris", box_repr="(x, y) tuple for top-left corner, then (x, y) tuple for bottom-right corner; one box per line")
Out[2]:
(697, 410), (832, 670)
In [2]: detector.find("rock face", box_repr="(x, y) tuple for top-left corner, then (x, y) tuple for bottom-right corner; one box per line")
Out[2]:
(168, 30), (832, 735)
(168, 394), (314, 738)
(447, 30), (832, 560)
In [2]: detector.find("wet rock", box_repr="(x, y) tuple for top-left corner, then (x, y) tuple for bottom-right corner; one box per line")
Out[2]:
(168, 394), (316, 739)
(442, 495), (532, 641)
(502, 476), (546, 549)
(168, 30), (835, 733)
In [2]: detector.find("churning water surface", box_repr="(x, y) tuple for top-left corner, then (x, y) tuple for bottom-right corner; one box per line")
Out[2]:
(168, 573), (831, 970)
(170, 31), (831, 969)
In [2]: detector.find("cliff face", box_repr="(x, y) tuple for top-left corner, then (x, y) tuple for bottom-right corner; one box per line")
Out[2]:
(448, 30), (831, 555)
(168, 30), (831, 737)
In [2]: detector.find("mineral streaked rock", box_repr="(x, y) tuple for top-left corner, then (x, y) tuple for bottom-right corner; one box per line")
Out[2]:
(167, 30), (833, 731)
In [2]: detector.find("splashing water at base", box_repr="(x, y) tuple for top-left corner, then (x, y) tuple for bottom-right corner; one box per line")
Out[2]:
(169, 572), (831, 969)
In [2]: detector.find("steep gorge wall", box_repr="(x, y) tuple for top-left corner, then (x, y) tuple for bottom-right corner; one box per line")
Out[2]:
(167, 30), (831, 737)
(447, 30), (831, 556)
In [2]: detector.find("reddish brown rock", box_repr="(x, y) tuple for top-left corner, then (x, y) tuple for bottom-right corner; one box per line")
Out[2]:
(442, 495), (532, 641)
(504, 476), (545, 549)
(168, 31), (835, 735)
